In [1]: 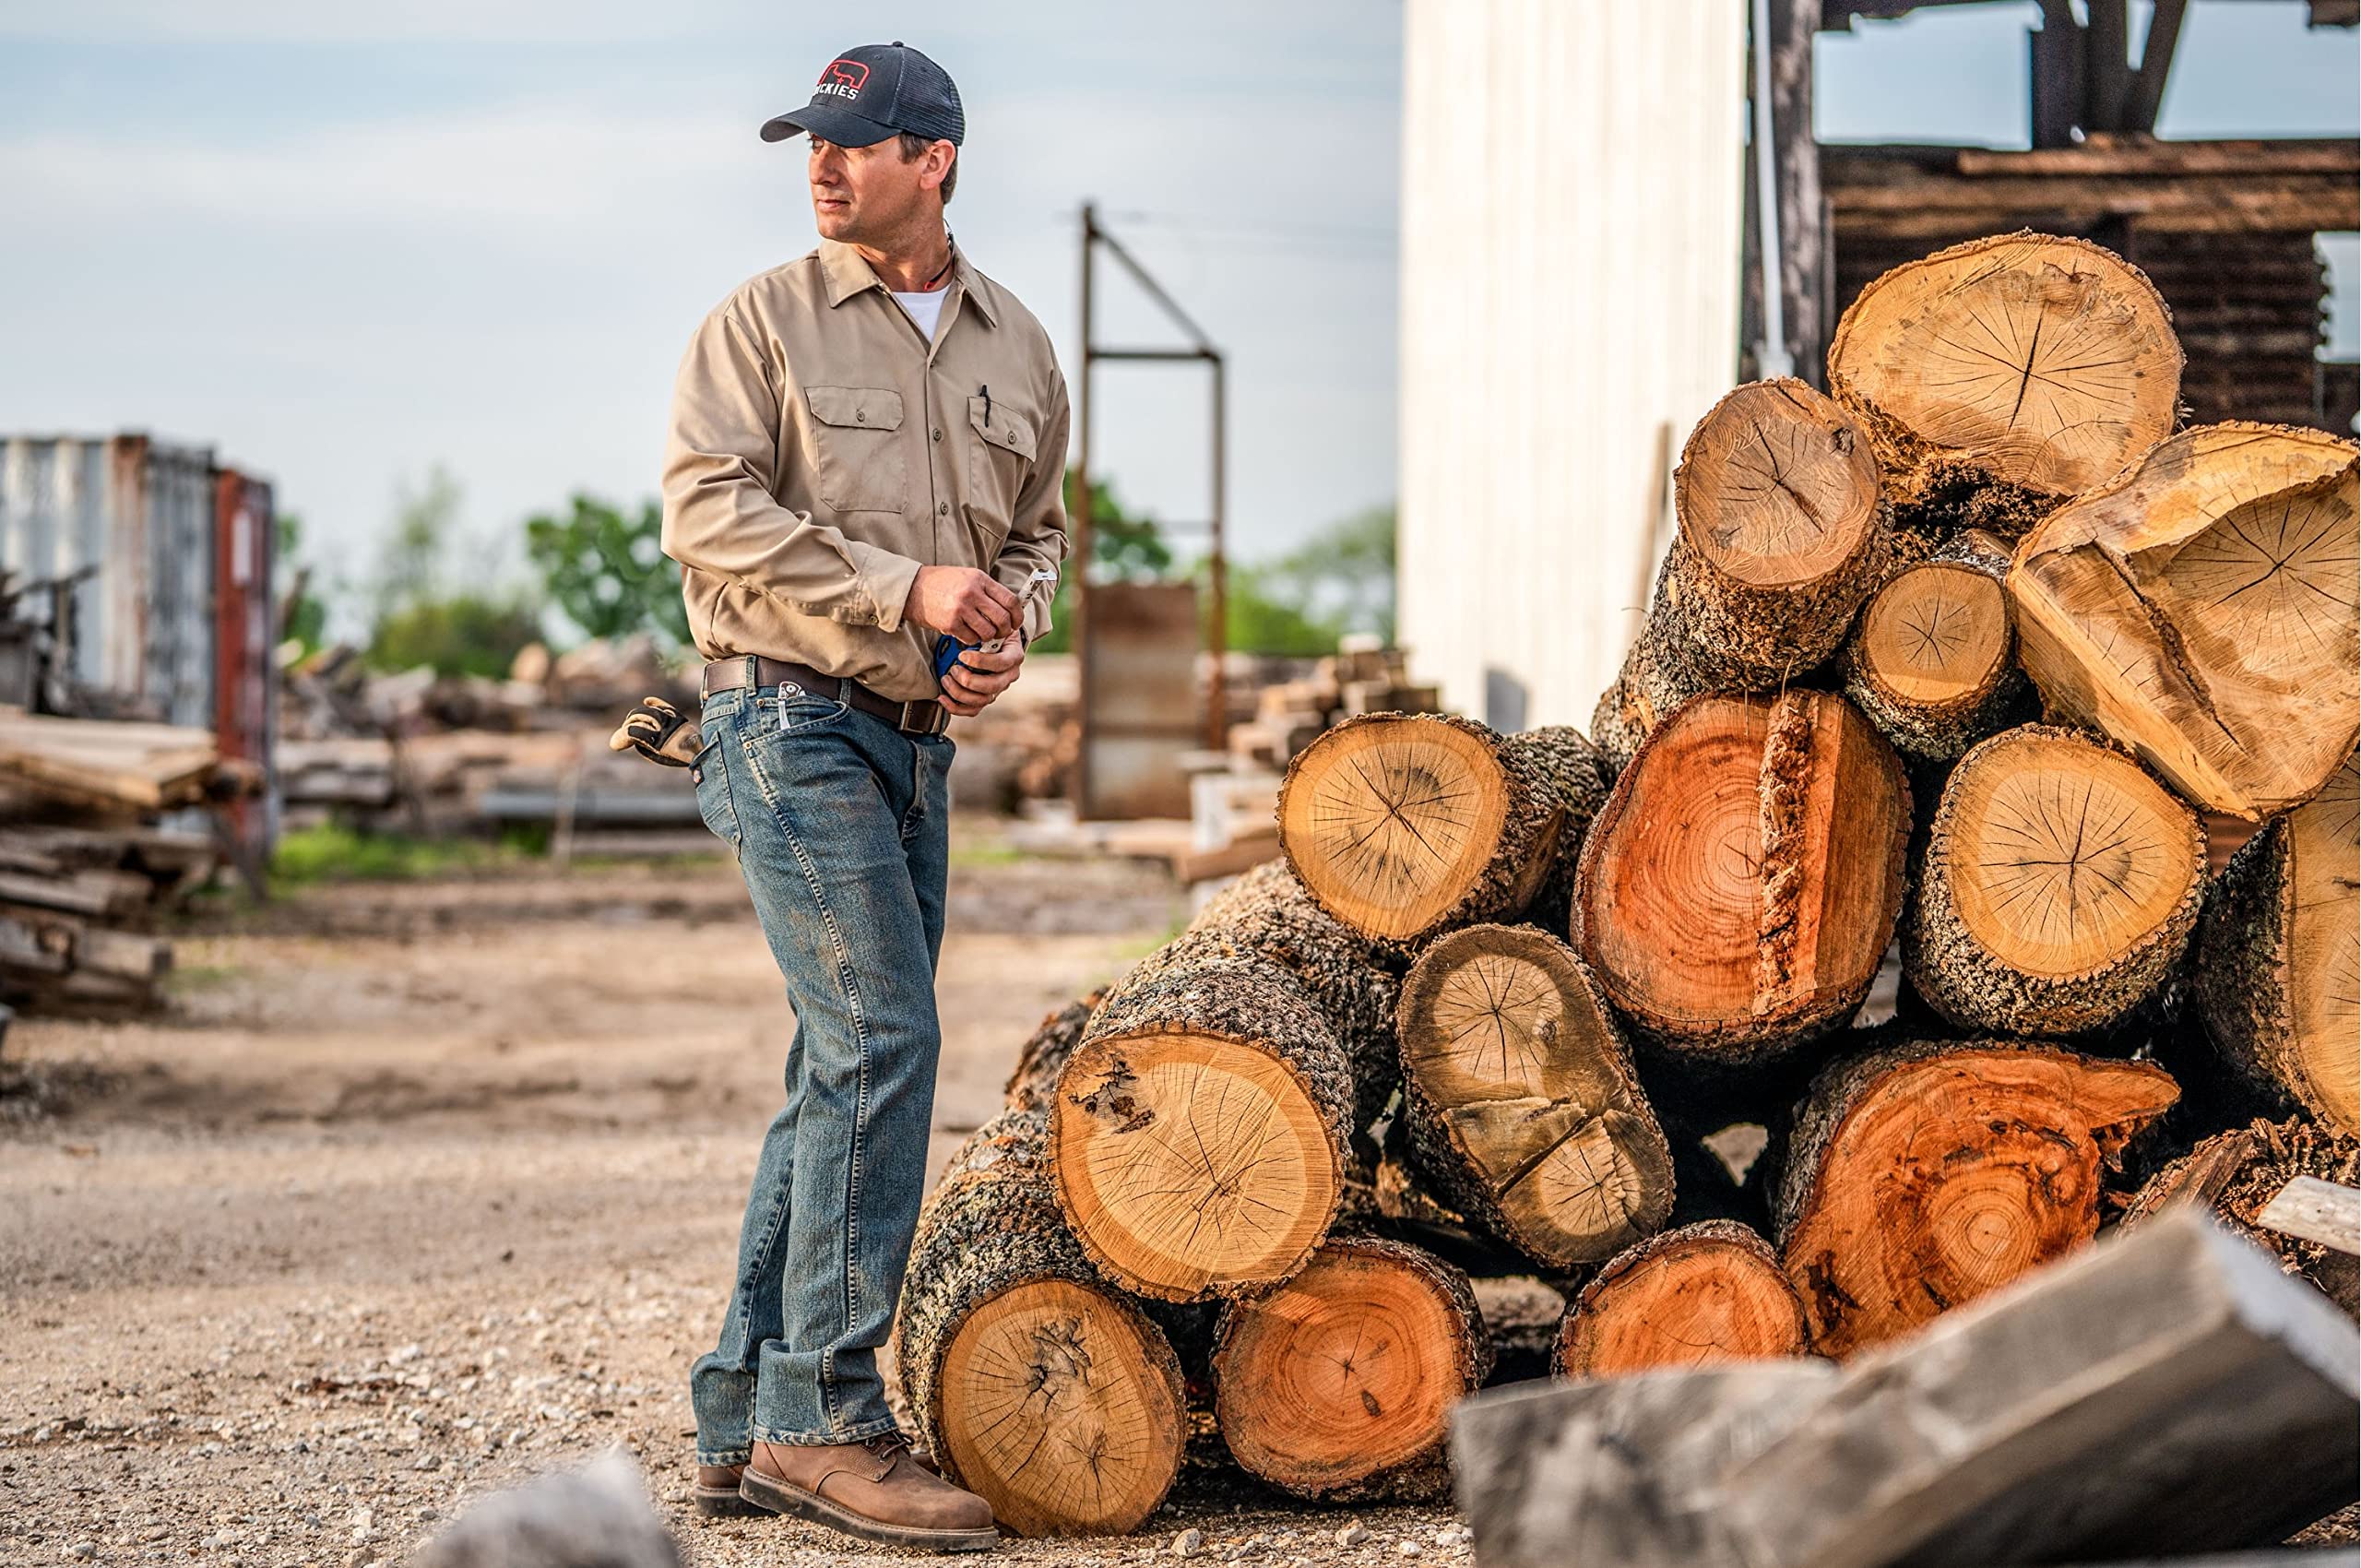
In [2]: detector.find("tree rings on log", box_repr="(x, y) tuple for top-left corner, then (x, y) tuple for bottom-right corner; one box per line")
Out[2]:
(1828, 232), (2182, 532)
(1210, 1235), (1489, 1501)
(1905, 725), (2205, 1036)
(1775, 1040), (2178, 1357)
(2195, 753), (2359, 1133)
(1653, 378), (1891, 689)
(897, 1112), (1187, 1537)
(1572, 691), (1911, 1061)
(1840, 535), (2030, 761)
(1278, 714), (1600, 948)
(2008, 422), (2359, 822)
(1553, 1219), (1810, 1380)
(1050, 941), (1353, 1301)
(1396, 924), (1674, 1267)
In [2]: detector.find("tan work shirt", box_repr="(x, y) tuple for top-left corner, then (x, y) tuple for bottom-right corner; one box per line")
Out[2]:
(661, 238), (1071, 703)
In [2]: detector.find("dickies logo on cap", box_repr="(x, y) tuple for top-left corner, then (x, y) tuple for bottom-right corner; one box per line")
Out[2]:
(761, 41), (965, 148)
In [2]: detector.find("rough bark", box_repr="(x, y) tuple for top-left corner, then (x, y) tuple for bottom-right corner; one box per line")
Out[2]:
(1050, 935), (1353, 1301)
(2118, 1117), (2361, 1316)
(896, 1111), (1187, 1537)
(2007, 421), (2358, 821)
(1210, 1234), (1489, 1503)
(1395, 923), (1674, 1267)
(1776, 1038), (2179, 1357)
(2193, 752), (2359, 1134)
(1553, 1218), (1812, 1380)
(1002, 992), (1105, 1116)
(1572, 691), (1912, 1062)
(1184, 860), (1401, 1146)
(1589, 635), (1705, 774)
(1652, 378), (1892, 688)
(1839, 531), (2035, 760)
(1277, 713), (1601, 949)
(1904, 724), (2206, 1036)
(1828, 232), (2184, 536)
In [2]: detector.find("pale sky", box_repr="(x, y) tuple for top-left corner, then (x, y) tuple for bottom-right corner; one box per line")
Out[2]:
(0, 1), (2353, 616)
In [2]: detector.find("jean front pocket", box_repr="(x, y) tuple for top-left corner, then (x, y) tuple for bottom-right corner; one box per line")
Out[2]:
(753, 686), (853, 736)
(689, 724), (742, 849)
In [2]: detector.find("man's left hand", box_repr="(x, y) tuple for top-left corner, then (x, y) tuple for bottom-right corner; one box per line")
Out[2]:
(939, 640), (1025, 719)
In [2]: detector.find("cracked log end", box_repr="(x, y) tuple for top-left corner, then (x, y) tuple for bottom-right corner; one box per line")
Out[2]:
(2009, 421), (2359, 821)
(1050, 1029), (1343, 1302)
(1828, 231), (2182, 518)
(1397, 923), (1674, 1266)
(1553, 1219), (1810, 1380)
(1778, 1040), (2178, 1358)
(938, 1277), (1187, 1537)
(1572, 692), (1910, 1060)
(1907, 724), (2204, 1036)
(1211, 1236), (1487, 1500)
(1843, 544), (2030, 760)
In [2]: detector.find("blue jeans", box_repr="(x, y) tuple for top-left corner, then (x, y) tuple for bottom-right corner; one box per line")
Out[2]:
(685, 678), (954, 1458)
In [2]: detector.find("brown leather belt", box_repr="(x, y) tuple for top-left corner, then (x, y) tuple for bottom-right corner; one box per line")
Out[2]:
(700, 655), (950, 736)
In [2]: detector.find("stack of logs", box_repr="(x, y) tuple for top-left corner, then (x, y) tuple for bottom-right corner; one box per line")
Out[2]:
(892, 232), (2361, 1538)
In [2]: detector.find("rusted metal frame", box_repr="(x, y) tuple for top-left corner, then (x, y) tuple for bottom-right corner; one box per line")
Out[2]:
(2031, 0), (2086, 148)
(1073, 204), (1230, 814)
(2124, 0), (2189, 134)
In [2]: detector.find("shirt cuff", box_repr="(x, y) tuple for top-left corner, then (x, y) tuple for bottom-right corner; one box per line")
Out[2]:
(859, 545), (925, 635)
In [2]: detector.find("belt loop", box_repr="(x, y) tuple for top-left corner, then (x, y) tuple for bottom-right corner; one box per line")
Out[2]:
(740, 653), (759, 692)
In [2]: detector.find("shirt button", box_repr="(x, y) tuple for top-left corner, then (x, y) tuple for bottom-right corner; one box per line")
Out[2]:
(937, 501), (949, 516)
(932, 428), (943, 442)
(855, 410), (866, 422)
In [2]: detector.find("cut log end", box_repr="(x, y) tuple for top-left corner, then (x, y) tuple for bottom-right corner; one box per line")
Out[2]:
(2197, 753), (2360, 1133)
(937, 1277), (1188, 1537)
(1051, 1030), (1339, 1301)
(1677, 378), (1883, 589)
(1398, 924), (1674, 1265)
(1780, 1041), (2179, 1357)
(2008, 422), (2358, 821)
(1574, 692), (1910, 1059)
(1828, 232), (2182, 512)
(1554, 1220), (1811, 1380)
(1911, 725), (2204, 1036)
(1212, 1237), (1487, 1498)
(1279, 715), (1519, 944)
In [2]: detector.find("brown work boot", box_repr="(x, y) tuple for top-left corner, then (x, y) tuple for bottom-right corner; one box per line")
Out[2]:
(740, 1431), (995, 1551)
(694, 1463), (763, 1517)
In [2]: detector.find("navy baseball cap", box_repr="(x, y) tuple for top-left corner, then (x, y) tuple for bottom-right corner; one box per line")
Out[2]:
(760, 42), (965, 148)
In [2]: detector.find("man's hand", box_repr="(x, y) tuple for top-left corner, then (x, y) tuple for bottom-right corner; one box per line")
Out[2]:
(610, 695), (705, 766)
(938, 640), (1025, 719)
(905, 565), (1019, 645)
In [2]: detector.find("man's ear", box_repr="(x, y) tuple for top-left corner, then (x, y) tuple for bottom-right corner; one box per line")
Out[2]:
(931, 143), (956, 189)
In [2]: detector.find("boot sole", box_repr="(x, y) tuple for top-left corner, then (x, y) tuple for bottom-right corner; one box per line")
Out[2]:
(694, 1483), (765, 1518)
(739, 1467), (998, 1552)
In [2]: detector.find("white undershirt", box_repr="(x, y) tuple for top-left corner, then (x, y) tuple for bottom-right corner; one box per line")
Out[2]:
(893, 286), (948, 342)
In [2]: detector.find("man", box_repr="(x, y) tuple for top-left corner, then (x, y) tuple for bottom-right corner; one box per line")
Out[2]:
(620, 40), (1067, 1553)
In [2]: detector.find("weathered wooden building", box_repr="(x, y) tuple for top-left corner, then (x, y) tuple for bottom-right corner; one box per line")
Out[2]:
(1400, 0), (2358, 728)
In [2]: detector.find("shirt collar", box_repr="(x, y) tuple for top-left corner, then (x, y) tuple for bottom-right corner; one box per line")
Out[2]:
(817, 235), (997, 328)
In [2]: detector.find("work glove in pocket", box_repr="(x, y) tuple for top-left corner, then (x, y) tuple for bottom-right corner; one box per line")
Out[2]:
(609, 695), (704, 767)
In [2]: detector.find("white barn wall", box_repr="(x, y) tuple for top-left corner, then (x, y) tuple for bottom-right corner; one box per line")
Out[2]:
(1398, 0), (1747, 729)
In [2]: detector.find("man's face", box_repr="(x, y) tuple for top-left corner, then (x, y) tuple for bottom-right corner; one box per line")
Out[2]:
(808, 137), (946, 244)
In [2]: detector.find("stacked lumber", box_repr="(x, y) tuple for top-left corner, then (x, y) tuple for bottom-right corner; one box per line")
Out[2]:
(1227, 639), (1441, 772)
(0, 711), (236, 1013)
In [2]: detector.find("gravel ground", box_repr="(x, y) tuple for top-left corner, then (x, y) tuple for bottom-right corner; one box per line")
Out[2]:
(0, 836), (1465, 1566)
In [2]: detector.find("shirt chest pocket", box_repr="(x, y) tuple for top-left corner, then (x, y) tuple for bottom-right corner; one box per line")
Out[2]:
(804, 386), (907, 515)
(964, 395), (1036, 545)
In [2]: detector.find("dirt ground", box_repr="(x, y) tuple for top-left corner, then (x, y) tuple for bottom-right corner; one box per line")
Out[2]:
(0, 827), (1464, 1567)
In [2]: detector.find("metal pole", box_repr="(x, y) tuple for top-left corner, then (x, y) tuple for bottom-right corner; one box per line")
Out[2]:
(1207, 351), (1228, 752)
(1073, 202), (1097, 815)
(1749, 0), (1794, 378)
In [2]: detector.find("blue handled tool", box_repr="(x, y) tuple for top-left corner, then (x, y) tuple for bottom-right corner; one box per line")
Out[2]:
(934, 570), (1056, 690)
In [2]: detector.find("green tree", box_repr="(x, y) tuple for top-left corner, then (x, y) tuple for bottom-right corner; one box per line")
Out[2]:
(363, 467), (540, 677)
(1267, 505), (1396, 643)
(523, 493), (691, 647)
(1211, 561), (1347, 656)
